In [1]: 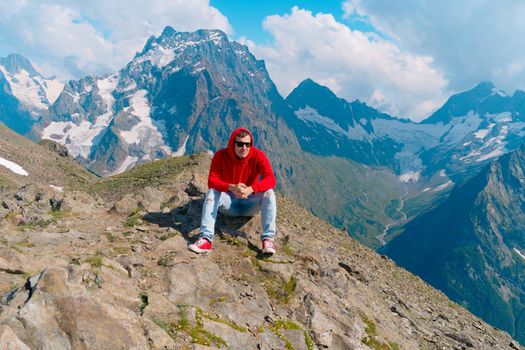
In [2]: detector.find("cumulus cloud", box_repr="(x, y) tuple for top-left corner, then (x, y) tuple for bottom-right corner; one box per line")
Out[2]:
(0, 0), (231, 80)
(343, 0), (525, 95)
(244, 7), (448, 120)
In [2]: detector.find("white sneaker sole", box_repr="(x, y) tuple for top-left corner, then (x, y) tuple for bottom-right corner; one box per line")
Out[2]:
(188, 244), (211, 254)
(262, 247), (276, 255)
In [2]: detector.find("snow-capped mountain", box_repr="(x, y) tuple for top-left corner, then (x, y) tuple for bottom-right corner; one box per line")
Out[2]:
(0, 54), (63, 134)
(37, 27), (289, 175)
(419, 81), (525, 178)
(285, 79), (402, 166)
(287, 80), (525, 186)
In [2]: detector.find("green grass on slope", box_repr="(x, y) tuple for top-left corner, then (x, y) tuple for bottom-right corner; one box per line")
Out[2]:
(89, 154), (209, 201)
(0, 124), (96, 191)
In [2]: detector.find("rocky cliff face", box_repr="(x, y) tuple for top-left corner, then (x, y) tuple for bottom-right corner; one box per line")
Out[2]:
(0, 146), (521, 349)
(381, 143), (525, 345)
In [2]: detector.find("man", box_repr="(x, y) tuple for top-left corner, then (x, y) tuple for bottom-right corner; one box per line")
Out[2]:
(188, 128), (277, 255)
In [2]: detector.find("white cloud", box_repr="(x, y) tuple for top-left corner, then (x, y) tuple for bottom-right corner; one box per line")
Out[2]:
(343, 0), (525, 96)
(244, 7), (448, 120)
(0, 0), (231, 80)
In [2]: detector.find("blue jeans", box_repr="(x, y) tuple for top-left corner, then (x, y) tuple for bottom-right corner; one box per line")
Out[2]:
(199, 189), (276, 242)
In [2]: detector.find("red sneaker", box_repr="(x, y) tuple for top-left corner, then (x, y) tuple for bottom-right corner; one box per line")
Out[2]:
(188, 237), (212, 254)
(262, 239), (276, 255)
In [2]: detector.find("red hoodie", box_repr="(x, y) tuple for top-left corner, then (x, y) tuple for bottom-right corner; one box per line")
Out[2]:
(208, 128), (276, 193)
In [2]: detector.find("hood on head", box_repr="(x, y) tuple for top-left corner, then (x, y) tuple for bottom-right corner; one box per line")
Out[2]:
(227, 127), (254, 161)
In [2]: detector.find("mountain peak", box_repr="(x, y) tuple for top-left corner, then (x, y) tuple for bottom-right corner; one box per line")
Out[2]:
(160, 25), (177, 37)
(422, 81), (500, 124)
(287, 78), (339, 104)
(0, 53), (40, 76)
(137, 27), (229, 61)
(473, 80), (495, 92)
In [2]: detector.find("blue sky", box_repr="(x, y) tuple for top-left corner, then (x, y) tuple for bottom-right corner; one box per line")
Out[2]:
(211, 1), (343, 43)
(210, 0), (379, 43)
(1, 1), (525, 121)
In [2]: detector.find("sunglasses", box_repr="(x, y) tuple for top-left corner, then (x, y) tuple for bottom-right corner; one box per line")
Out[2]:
(235, 141), (252, 148)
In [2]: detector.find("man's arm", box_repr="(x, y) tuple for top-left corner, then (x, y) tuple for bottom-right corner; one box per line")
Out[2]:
(251, 152), (276, 193)
(207, 153), (230, 192)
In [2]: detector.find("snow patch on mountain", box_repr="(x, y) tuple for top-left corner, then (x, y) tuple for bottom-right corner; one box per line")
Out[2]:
(295, 106), (369, 140)
(146, 43), (176, 69)
(173, 135), (189, 157)
(399, 171), (420, 183)
(372, 119), (443, 149)
(120, 90), (171, 156)
(514, 248), (525, 261)
(42, 120), (99, 159)
(441, 112), (483, 144)
(116, 155), (139, 175)
(42, 79), (64, 105)
(477, 147), (506, 162)
(492, 88), (508, 97)
(0, 156), (28, 176)
(120, 81), (137, 92)
(494, 112), (512, 123)
(121, 90), (151, 143)
(135, 30), (225, 70)
(97, 74), (118, 108)
(434, 181), (453, 192)
(462, 124), (508, 162)
(207, 31), (224, 46)
(475, 124), (495, 139)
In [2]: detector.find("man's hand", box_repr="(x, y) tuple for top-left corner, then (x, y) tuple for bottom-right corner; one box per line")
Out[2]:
(228, 184), (243, 198)
(238, 184), (254, 198)
(228, 183), (254, 198)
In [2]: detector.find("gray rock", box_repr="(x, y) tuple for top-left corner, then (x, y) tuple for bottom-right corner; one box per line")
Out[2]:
(258, 330), (286, 350)
(0, 325), (31, 350)
(140, 186), (168, 213)
(201, 318), (255, 349)
(112, 193), (141, 215)
(280, 328), (310, 350)
(185, 174), (208, 197)
(0, 268), (150, 349)
(141, 317), (177, 349)
(168, 264), (236, 307)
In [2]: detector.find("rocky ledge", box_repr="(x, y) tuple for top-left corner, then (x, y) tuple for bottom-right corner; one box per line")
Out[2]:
(0, 155), (521, 349)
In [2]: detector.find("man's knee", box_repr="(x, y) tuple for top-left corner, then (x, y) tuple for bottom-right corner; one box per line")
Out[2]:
(205, 189), (221, 202)
(263, 189), (275, 199)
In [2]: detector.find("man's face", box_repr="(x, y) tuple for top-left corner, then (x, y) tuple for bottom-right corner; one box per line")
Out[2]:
(234, 134), (252, 159)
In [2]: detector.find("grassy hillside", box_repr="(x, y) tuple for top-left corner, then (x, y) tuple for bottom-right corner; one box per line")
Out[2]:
(0, 123), (95, 192)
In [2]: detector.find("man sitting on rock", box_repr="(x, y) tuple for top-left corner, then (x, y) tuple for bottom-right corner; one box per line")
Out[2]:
(188, 127), (277, 255)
